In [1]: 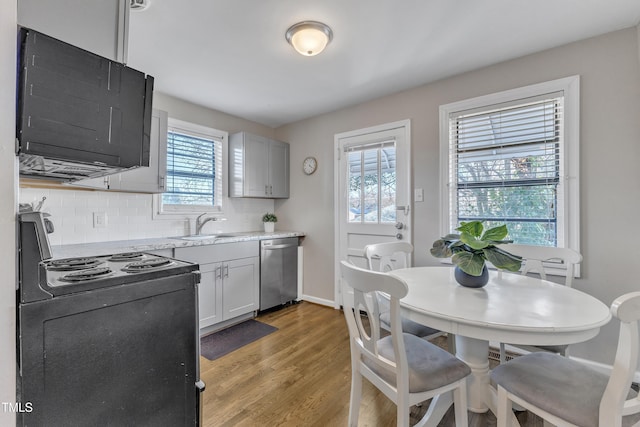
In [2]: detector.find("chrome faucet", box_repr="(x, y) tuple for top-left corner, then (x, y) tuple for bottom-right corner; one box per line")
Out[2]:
(195, 213), (222, 235)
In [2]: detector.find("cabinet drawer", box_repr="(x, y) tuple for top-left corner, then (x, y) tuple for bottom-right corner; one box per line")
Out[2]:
(174, 241), (259, 264)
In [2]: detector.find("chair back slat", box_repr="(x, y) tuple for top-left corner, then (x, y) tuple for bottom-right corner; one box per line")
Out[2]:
(364, 242), (414, 316)
(364, 242), (413, 272)
(503, 244), (582, 287)
(352, 287), (381, 354)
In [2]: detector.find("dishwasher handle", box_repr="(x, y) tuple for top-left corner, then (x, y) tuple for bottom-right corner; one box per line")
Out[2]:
(262, 243), (297, 250)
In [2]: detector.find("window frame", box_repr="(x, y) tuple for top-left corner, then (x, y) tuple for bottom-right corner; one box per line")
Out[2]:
(438, 76), (580, 276)
(153, 118), (228, 218)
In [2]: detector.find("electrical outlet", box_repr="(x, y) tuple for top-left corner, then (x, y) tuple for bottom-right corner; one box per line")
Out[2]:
(93, 212), (107, 228)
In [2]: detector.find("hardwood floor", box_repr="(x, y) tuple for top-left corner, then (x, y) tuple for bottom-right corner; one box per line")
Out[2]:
(200, 301), (543, 426)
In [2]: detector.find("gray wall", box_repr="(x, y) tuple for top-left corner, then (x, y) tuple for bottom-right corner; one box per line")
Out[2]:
(276, 26), (640, 365)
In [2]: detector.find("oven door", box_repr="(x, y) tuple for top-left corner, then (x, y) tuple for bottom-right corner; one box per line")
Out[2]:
(18, 272), (199, 426)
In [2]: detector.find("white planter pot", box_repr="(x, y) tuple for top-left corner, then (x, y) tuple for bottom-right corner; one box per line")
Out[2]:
(264, 222), (275, 233)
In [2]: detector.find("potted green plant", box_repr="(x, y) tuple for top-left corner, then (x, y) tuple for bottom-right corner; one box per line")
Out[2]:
(262, 213), (277, 233)
(430, 221), (522, 287)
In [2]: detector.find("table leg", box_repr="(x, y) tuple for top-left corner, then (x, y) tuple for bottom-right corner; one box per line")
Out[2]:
(454, 335), (522, 426)
(454, 335), (490, 413)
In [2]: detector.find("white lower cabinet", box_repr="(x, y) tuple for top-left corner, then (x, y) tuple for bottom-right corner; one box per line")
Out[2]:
(198, 262), (223, 329)
(174, 241), (259, 330)
(222, 257), (259, 320)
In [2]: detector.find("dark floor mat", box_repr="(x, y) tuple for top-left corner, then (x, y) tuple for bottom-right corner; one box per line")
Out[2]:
(200, 319), (278, 361)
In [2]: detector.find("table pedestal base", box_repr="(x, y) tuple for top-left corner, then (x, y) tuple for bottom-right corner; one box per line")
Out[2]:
(454, 335), (521, 426)
(455, 335), (491, 412)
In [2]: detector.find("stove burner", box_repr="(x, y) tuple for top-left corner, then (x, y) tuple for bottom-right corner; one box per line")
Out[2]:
(59, 267), (114, 282)
(109, 252), (145, 262)
(121, 258), (174, 273)
(48, 257), (104, 271)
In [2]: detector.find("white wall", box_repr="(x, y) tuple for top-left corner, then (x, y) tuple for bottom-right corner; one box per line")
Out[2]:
(18, 93), (279, 245)
(1, 0), (17, 424)
(276, 26), (640, 366)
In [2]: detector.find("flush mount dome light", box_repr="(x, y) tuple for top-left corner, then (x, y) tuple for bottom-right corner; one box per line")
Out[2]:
(285, 21), (333, 57)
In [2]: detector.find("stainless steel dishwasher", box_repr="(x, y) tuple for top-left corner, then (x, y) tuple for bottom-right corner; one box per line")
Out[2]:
(260, 237), (298, 311)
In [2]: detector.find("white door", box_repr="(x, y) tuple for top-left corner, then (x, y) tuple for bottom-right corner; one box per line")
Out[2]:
(334, 120), (412, 307)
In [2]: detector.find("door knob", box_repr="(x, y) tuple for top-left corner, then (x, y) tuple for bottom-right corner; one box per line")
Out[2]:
(396, 233), (403, 240)
(395, 222), (404, 229)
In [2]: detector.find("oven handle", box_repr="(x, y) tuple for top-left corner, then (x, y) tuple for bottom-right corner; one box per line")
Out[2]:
(196, 380), (205, 427)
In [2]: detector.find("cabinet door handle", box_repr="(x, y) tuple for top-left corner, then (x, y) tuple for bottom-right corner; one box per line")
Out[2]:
(215, 266), (222, 280)
(224, 264), (229, 278)
(263, 243), (297, 250)
(108, 106), (113, 143)
(265, 185), (268, 195)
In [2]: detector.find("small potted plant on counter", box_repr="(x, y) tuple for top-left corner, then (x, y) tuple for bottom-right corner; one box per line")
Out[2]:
(262, 213), (277, 233)
(430, 220), (522, 288)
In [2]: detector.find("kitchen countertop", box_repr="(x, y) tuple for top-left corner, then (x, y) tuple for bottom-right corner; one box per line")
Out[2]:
(51, 231), (305, 259)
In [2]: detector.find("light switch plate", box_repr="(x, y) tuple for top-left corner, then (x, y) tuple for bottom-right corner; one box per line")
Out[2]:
(414, 188), (424, 202)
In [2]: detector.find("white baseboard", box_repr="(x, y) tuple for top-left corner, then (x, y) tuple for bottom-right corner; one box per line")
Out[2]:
(300, 294), (336, 308)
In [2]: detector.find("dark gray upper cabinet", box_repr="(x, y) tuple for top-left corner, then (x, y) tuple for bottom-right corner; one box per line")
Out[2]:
(229, 132), (290, 199)
(16, 29), (153, 180)
(17, 0), (129, 63)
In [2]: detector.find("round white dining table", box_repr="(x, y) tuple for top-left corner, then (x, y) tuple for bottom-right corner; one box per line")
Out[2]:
(389, 266), (611, 423)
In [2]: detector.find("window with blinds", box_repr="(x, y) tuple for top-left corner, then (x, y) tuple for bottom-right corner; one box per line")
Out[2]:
(448, 93), (564, 246)
(347, 140), (396, 223)
(161, 120), (224, 211)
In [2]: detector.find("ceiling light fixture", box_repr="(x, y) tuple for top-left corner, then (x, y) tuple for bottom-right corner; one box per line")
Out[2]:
(285, 21), (333, 57)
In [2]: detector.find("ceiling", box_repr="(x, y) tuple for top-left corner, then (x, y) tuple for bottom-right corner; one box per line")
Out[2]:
(127, 0), (640, 128)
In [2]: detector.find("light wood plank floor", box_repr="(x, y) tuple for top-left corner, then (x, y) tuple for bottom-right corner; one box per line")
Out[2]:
(200, 301), (543, 426)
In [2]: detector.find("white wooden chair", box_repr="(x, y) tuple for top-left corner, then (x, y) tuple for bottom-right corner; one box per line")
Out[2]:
(364, 242), (447, 344)
(491, 291), (640, 427)
(498, 244), (583, 362)
(340, 261), (471, 426)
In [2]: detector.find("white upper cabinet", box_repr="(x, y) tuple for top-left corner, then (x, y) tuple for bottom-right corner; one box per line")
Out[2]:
(17, 0), (129, 63)
(114, 109), (168, 193)
(67, 109), (168, 193)
(267, 140), (289, 198)
(229, 132), (290, 199)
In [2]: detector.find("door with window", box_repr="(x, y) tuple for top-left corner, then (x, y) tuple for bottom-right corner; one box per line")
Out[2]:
(334, 120), (411, 306)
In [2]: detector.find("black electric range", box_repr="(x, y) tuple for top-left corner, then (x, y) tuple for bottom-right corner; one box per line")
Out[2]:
(17, 212), (205, 426)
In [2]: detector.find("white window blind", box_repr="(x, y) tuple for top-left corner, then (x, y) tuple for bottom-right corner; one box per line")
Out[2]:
(162, 123), (223, 210)
(448, 93), (564, 246)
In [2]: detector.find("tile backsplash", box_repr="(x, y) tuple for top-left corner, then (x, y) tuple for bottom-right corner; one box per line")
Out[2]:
(20, 188), (274, 246)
